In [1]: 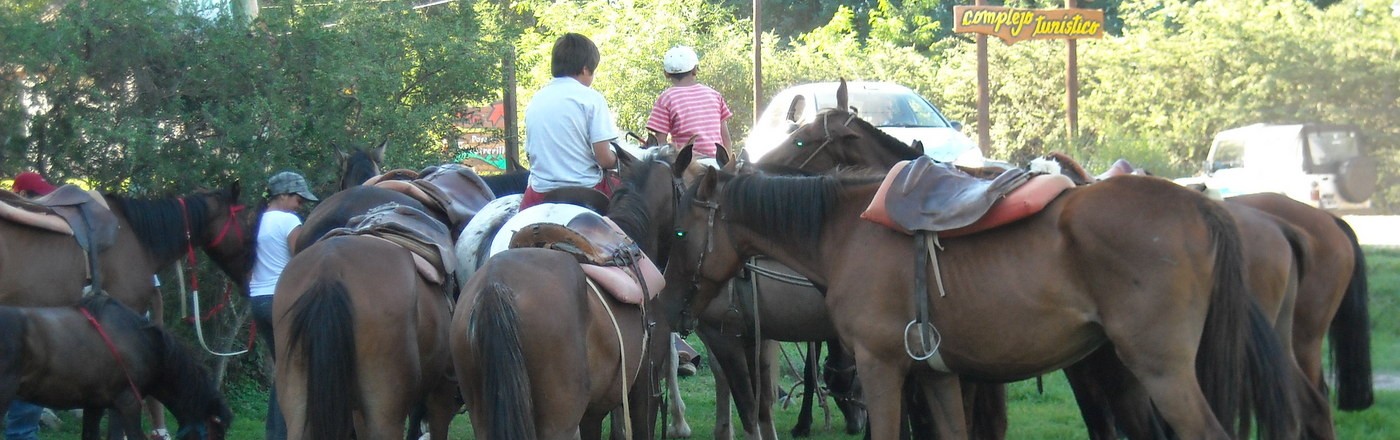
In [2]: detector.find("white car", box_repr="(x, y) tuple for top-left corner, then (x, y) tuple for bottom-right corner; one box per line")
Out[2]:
(743, 81), (984, 166)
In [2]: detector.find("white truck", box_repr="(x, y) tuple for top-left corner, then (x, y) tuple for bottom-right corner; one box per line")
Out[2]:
(1177, 123), (1377, 211)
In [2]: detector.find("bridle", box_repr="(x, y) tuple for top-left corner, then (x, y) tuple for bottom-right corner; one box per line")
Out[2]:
(671, 182), (721, 337)
(784, 110), (858, 170)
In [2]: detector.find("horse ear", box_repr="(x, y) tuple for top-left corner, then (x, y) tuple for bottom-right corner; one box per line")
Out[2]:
(335, 143), (348, 163)
(837, 78), (849, 111)
(645, 132), (659, 147)
(228, 180), (241, 201)
(713, 144), (730, 168)
(371, 139), (389, 163)
(911, 139), (926, 154)
(673, 144), (695, 179)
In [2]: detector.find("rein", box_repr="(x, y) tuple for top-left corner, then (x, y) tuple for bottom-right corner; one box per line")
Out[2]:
(79, 306), (145, 404)
(787, 112), (857, 170)
(176, 198), (251, 357)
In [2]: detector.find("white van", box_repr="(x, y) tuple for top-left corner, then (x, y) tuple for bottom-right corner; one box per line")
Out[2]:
(743, 81), (984, 167)
(1178, 123), (1377, 211)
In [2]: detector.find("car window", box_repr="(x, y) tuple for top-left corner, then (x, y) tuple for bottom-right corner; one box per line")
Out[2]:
(808, 89), (953, 128)
(1306, 130), (1360, 166)
(1210, 139), (1245, 171)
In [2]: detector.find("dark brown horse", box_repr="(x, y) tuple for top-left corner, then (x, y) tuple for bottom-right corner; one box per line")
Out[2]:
(661, 164), (1298, 439)
(0, 294), (232, 440)
(450, 155), (676, 440)
(273, 204), (460, 440)
(0, 183), (253, 317)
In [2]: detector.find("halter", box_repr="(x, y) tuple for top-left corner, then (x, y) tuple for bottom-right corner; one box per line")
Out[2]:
(784, 111), (857, 170)
(672, 192), (720, 337)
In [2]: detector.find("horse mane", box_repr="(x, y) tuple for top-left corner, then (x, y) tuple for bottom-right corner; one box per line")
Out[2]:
(607, 159), (662, 254)
(823, 108), (924, 159)
(341, 148), (383, 189)
(720, 173), (843, 252)
(106, 192), (214, 261)
(480, 171), (530, 197)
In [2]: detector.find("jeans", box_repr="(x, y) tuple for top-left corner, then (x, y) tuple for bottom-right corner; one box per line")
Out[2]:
(4, 400), (42, 440)
(251, 295), (287, 440)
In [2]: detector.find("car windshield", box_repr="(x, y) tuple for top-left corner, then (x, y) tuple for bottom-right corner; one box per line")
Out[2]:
(812, 89), (953, 128)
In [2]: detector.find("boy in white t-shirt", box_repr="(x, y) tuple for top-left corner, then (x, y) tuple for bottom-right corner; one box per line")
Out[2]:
(521, 32), (620, 210)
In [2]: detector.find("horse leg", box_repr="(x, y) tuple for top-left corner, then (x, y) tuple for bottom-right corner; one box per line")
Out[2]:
(665, 334), (691, 438)
(707, 346), (735, 440)
(425, 379), (459, 440)
(962, 379), (1007, 440)
(80, 406), (103, 440)
(756, 340), (780, 440)
(1063, 346), (1169, 440)
(114, 403), (146, 440)
(850, 349), (917, 440)
(792, 341), (818, 437)
(910, 371), (968, 439)
(698, 324), (752, 440)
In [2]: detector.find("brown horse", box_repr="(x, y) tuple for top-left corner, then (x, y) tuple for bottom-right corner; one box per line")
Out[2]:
(661, 163), (1298, 439)
(1041, 152), (1374, 411)
(764, 104), (1341, 438)
(450, 155), (677, 440)
(0, 183), (253, 317)
(0, 293), (232, 440)
(273, 203), (460, 440)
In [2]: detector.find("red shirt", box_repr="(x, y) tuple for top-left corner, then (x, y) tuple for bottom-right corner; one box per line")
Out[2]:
(646, 84), (732, 157)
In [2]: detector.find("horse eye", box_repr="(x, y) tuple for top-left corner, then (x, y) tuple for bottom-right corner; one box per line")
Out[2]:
(674, 230), (687, 239)
(795, 140), (806, 148)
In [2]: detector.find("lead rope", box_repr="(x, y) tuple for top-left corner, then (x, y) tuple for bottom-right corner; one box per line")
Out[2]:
(80, 306), (144, 404)
(586, 278), (633, 438)
(175, 199), (248, 357)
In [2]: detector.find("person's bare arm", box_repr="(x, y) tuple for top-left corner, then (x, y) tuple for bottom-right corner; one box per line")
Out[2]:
(720, 122), (733, 151)
(593, 140), (617, 169)
(649, 129), (671, 147)
(287, 226), (303, 255)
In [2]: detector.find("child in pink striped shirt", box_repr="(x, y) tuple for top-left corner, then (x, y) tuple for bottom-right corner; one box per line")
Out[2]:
(646, 46), (733, 158)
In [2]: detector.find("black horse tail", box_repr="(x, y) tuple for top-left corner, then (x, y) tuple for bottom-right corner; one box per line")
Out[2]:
(1195, 198), (1298, 439)
(470, 281), (536, 440)
(285, 279), (357, 440)
(1330, 217), (1373, 410)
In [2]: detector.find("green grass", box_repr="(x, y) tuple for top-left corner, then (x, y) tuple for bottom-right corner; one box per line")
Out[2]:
(35, 247), (1400, 439)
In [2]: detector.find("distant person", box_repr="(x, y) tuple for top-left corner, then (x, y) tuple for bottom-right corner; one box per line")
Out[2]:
(249, 171), (318, 440)
(646, 45), (733, 158)
(10, 171), (56, 198)
(521, 32), (620, 211)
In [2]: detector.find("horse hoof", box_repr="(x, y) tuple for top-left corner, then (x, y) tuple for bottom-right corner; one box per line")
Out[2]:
(678, 362), (697, 377)
(667, 425), (692, 438)
(39, 409), (61, 430)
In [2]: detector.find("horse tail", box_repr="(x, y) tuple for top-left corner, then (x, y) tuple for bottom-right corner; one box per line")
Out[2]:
(1195, 198), (1297, 440)
(285, 279), (357, 440)
(470, 281), (536, 440)
(1330, 217), (1373, 410)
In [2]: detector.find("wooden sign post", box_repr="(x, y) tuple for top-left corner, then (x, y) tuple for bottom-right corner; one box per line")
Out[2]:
(954, 2), (1105, 152)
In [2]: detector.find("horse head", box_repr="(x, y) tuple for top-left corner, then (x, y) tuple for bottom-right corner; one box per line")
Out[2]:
(188, 181), (256, 292)
(762, 107), (920, 171)
(337, 139), (388, 190)
(822, 347), (867, 434)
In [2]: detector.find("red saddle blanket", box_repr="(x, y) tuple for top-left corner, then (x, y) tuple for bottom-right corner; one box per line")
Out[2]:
(862, 158), (1074, 237)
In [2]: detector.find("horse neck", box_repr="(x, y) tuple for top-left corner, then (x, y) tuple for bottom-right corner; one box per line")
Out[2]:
(720, 180), (878, 290)
(145, 331), (222, 427)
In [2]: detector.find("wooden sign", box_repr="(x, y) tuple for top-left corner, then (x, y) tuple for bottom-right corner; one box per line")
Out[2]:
(953, 6), (1104, 45)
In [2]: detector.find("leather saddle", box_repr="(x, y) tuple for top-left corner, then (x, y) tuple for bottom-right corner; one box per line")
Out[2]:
(0, 185), (119, 254)
(369, 164), (496, 234)
(504, 208), (664, 305)
(323, 202), (457, 285)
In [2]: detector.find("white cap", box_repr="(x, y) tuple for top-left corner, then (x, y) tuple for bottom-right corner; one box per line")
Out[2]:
(663, 46), (699, 74)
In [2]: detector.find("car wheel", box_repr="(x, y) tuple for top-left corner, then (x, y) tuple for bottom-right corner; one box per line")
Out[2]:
(1336, 156), (1378, 203)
